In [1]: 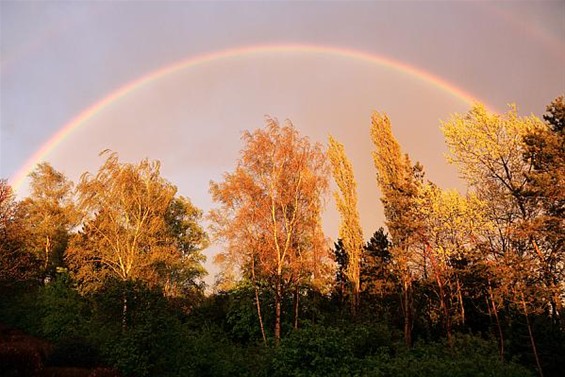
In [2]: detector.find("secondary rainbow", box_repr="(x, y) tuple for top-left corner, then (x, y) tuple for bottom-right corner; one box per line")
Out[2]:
(10, 43), (484, 192)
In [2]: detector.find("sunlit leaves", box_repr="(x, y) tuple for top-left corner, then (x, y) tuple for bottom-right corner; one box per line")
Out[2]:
(442, 104), (544, 208)
(328, 135), (363, 310)
(17, 163), (77, 281)
(417, 184), (491, 261)
(0, 179), (38, 282)
(210, 118), (330, 341)
(371, 111), (424, 346)
(210, 118), (330, 286)
(67, 151), (207, 296)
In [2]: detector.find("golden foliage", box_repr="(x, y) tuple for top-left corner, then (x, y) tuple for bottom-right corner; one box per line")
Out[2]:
(210, 118), (331, 290)
(67, 151), (207, 294)
(441, 104), (544, 203)
(17, 163), (77, 279)
(328, 135), (363, 303)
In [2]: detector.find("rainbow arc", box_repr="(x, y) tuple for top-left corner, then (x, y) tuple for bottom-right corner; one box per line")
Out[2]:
(10, 44), (485, 191)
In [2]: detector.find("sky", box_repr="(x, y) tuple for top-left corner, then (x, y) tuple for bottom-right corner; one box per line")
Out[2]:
(1, 0), (564, 283)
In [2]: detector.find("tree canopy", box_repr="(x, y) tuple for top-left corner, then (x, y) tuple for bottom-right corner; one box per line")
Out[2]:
(210, 118), (330, 342)
(1, 98), (563, 377)
(67, 151), (208, 296)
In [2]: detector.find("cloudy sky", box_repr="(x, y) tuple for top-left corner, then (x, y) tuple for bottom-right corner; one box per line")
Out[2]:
(1, 1), (564, 277)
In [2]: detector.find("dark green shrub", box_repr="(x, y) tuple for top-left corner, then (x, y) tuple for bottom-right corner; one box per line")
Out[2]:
(47, 336), (100, 368)
(367, 334), (534, 377)
(270, 323), (395, 377)
(39, 274), (88, 342)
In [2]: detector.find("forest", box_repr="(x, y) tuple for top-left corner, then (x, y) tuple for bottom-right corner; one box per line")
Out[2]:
(0, 97), (563, 377)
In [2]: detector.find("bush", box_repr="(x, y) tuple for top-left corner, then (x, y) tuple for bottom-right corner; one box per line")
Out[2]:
(87, 280), (188, 377)
(47, 336), (100, 368)
(39, 274), (89, 342)
(0, 285), (43, 336)
(177, 325), (269, 377)
(367, 334), (534, 377)
(270, 323), (394, 377)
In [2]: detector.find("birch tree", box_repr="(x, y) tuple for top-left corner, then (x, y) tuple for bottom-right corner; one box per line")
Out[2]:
(67, 151), (207, 325)
(210, 118), (330, 343)
(18, 163), (77, 282)
(0, 180), (37, 283)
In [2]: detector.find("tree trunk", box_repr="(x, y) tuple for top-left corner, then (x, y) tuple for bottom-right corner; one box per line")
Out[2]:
(351, 285), (357, 318)
(274, 273), (282, 345)
(351, 278), (360, 317)
(43, 236), (51, 284)
(402, 278), (413, 347)
(550, 298), (560, 329)
(456, 277), (465, 326)
(251, 258), (267, 345)
(521, 291), (544, 377)
(488, 286), (505, 361)
(293, 285), (299, 330)
(426, 245), (451, 341)
(44, 236), (51, 271)
(433, 270), (451, 342)
(122, 291), (128, 331)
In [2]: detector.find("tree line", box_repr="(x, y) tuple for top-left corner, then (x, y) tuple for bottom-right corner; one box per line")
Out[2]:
(0, 97), (563, 376)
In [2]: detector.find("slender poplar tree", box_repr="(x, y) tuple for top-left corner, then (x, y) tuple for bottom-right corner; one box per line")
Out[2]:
(328, 135), (363, 314)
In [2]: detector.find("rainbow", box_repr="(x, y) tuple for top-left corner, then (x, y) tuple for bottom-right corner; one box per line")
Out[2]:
(10, 43), (484, 192)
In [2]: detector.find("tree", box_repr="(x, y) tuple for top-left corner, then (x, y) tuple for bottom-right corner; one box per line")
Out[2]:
(361, 228), (393, 301)
(370, 111), (425, 347)
(67, 151), (207, 324)
(442, 104), (548, 375)
(0, 179), (38, 283)
(543, 95), (565, 133)
(17, 163), (77, 283)
(441, 104), (543, 225)
(327, 135), (364, 314)
(415, 183), (491, 340)
(161, 196), (208, 304)
(331, 239), (349, 306)
(210, 118), (330, 343)
(522, 96), (565, 328)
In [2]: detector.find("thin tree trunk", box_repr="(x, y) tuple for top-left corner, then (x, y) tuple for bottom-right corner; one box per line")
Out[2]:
(550, 298), (560, 329)
(456, 277), (465, 326)
(488, 282), (504, 361)
(293, 285), (299, 330)
(440, 285), (451, 344)
(403, 278), (413, 348)
(254, 284), (267, 345)
(44, 236), (51, 271)
(434, 271), (451, 342)
(122, 292), (128, 331)
(354, 276), (361, 317)
(43, 236), (51, 284)
(274, 273), (282, 345)
(426, 244), (451, 342)
(351, 284), (357, 318)
(520, 291), (544, 377)
(351, 261), (360, 317)
(251, 257), (267, 345)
